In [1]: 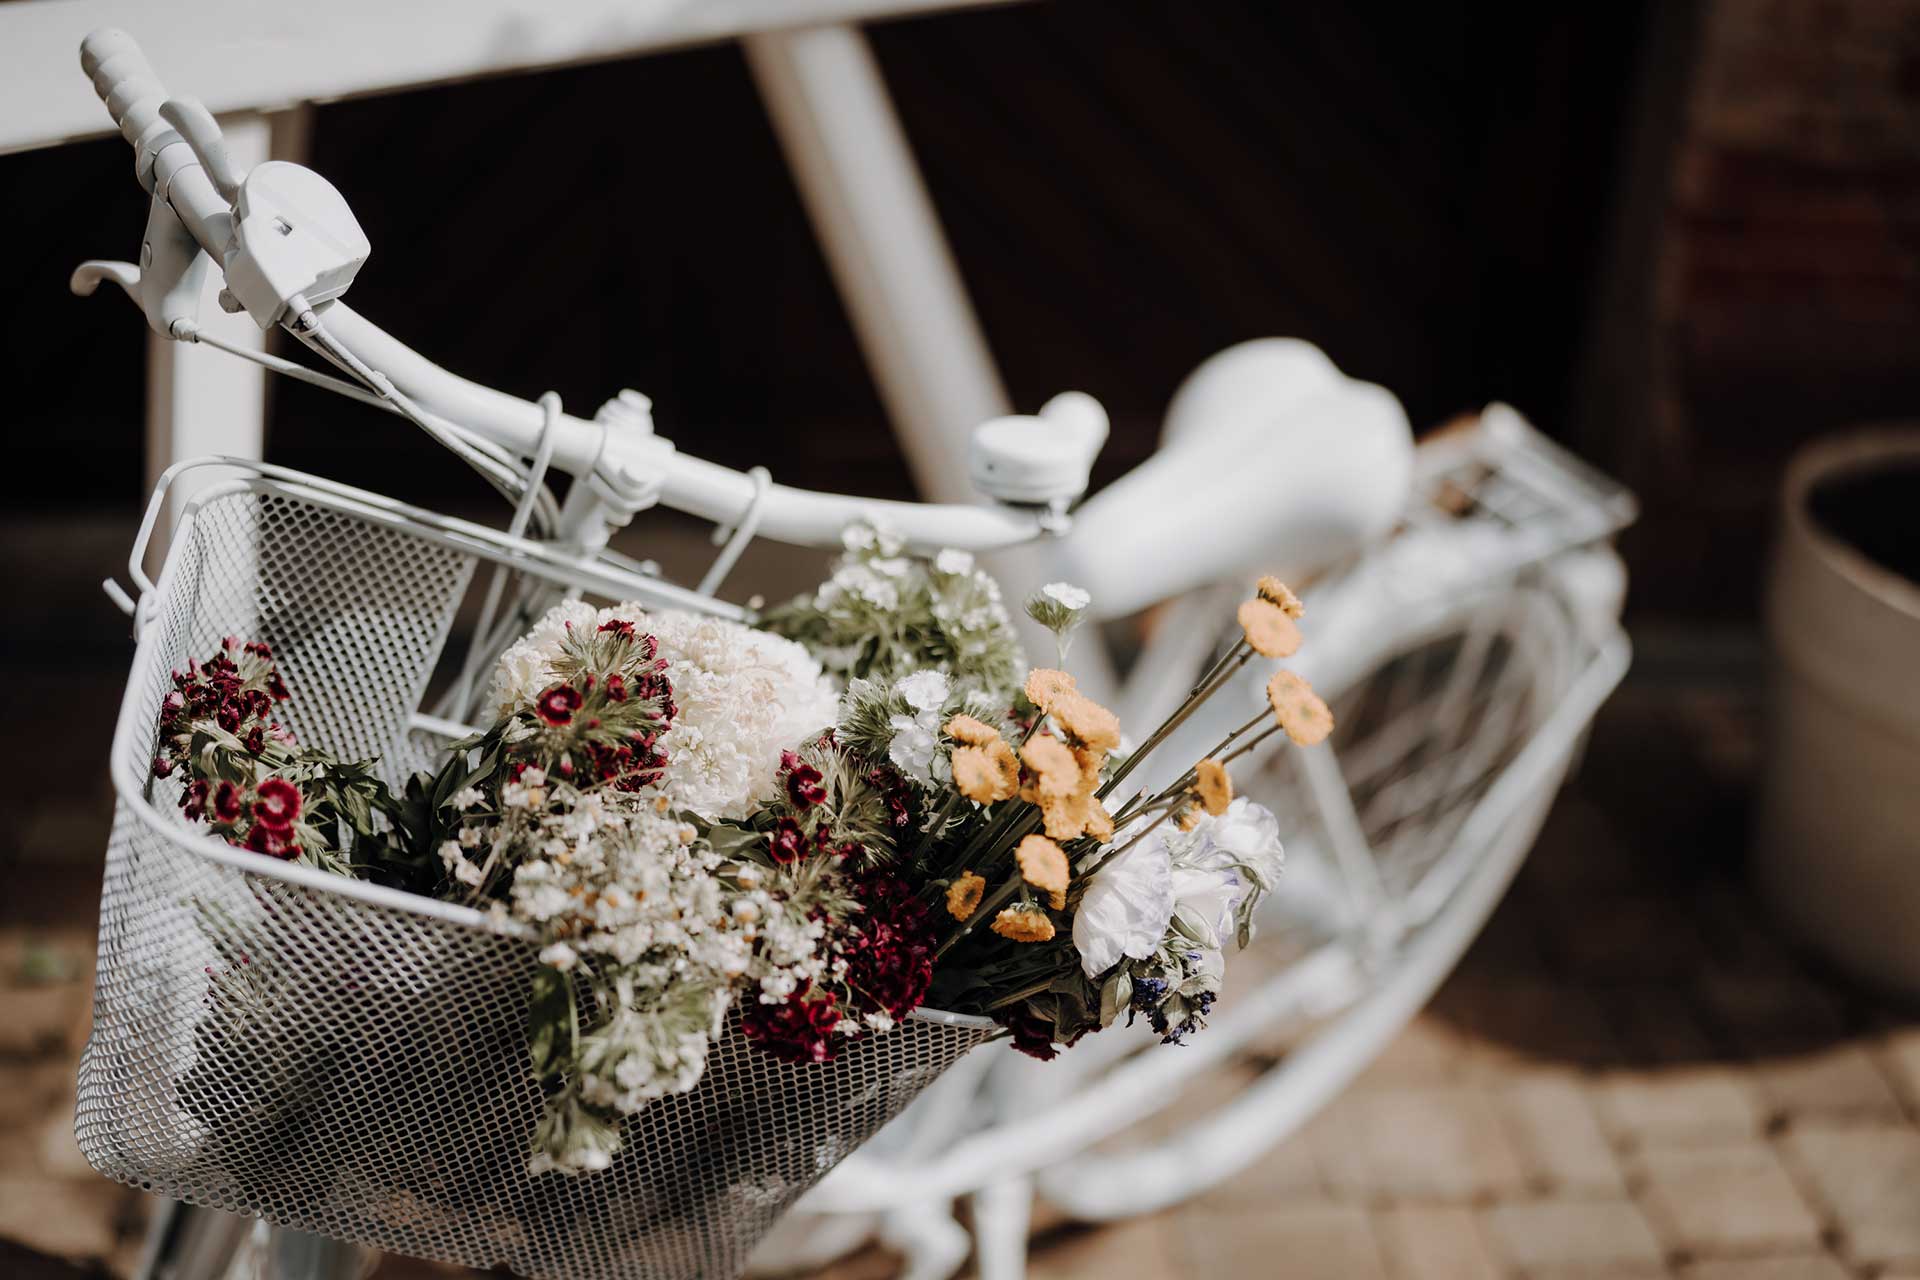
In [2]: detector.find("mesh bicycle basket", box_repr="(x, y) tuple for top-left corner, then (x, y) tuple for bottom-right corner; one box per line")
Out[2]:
(78, 465), (995, 1280)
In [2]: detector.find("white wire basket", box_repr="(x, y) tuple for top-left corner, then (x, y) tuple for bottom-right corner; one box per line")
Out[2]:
(78, 466), (993, 1280)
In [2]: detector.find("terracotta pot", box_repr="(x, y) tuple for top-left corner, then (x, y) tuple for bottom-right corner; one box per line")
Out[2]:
(1755, 428), (1920, 993)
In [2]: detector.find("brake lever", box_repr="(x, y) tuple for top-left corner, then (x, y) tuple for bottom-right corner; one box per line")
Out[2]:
(70, 191), (211, 338)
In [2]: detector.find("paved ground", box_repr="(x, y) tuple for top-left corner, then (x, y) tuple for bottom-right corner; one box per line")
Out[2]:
(4, 616), (1917, 1279)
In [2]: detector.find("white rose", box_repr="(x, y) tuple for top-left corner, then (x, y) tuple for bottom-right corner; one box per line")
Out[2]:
(1072, 835), (1176, 978)
(1201, 797), (1285, 879)
(1170, 863), (1244, 949)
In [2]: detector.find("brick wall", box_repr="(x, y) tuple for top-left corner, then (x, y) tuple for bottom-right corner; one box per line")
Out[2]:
(1617, 0), (1920, 617)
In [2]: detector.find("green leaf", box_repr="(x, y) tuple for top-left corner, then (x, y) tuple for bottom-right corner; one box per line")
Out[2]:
(704, 822), (764, 859)
(340, 784), (372, 834)
(1099, 968), (1132, 1026)
(527, 965), (578, 1082)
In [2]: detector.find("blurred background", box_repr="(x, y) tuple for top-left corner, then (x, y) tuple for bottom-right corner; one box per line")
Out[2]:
(4, 1), (1920, 1277)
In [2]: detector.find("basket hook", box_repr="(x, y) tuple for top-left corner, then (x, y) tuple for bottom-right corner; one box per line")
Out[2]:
(698, 466), (773, 599)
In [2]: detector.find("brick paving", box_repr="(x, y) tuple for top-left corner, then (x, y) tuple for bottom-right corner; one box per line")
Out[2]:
(5, 640), (1920, 1279)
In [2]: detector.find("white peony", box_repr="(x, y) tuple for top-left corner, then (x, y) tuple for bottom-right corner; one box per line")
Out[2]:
(1072, 834), (1177, 978)
(486, 600), (839, 822)
(643, 609), (840, 821)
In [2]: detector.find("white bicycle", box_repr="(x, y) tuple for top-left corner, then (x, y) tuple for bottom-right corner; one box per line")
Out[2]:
(69, 28), (1632, 1280)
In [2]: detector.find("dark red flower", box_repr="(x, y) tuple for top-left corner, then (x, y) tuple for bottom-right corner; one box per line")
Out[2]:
(598, 618), (636, 639)
(741, 989), (844, 1064)
(152, 755), (174, 779)
(1003, 1011), (1060, 1062)
(839, 871), (936, 1021)
(768, 817), (808, 865)
(535, 683), (583, 726)
(604, 673), (627, 702)
(244, 822), (298, 860)
(782, 751), (828, 808)
(212, 781), (244, 824)
(181, 779), (210, 821)
(267, 672), (289, 702)
(244, 726), (266, 754)
(865, 763), (915, 831)
(252, 777), (302, 832)
(216, 700), (243, 733)
(812, 826), (860, 860)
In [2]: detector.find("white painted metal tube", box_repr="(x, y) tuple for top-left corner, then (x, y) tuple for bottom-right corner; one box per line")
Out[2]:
(743, 22), (1010, 502)
(211, 299), (1054, 553)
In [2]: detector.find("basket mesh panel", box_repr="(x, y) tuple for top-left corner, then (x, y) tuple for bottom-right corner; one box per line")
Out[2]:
(79, 484), (990, 1279)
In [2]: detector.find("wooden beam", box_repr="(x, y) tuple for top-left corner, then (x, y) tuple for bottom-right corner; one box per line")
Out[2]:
(0, 0), (1029, 155)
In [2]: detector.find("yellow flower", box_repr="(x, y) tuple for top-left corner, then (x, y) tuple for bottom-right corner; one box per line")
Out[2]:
(946, 872), (987, 922)
(1267, 670), (1334, 746)
(1176, 803), (1204, 832)
(1021, 733), (1081, 800)
(1053, 692), (1122, 755)
(954, 743), (1019, 804)
(990, 738), (1021, 794)
(945, 713), (1001, 747)
(1237, 597), (1302, 658)
(1015, 834), (1070, 910)
(1085, 797), (1115, 842)
(1041, 792), (1091, 841)
(1024, 668), (1078, 713)
(1257, 576), (1305, 619)
(991, 906), (1056, 943)
(1194, 758), (1232, 815)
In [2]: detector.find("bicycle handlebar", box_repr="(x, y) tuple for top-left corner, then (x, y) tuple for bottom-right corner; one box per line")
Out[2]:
(80, 28), (166, 156)
(74, 28), (1069, 555)
(74, 28), (1414, 578)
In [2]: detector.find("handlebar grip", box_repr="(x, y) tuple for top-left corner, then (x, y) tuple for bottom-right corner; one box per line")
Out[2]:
(80, 28), (169, 149)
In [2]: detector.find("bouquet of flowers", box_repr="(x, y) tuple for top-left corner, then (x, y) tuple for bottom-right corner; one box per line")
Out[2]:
(155, 525), (1331, 1177)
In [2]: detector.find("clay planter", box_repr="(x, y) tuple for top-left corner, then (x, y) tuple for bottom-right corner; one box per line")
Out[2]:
(1756, 428), (1920, 994)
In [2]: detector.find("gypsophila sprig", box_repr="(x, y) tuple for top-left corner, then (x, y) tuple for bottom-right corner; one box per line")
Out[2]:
(761, 522), (1023, 701)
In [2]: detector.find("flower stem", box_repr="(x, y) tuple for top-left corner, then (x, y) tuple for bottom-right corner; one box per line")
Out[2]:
(985, 973), (1065, 1012)
(910, 790), (965, 865)
(1097, 644), (1253, 803)
(1075, 799), (1180, 881)
(1114, 705), (1275, 826)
